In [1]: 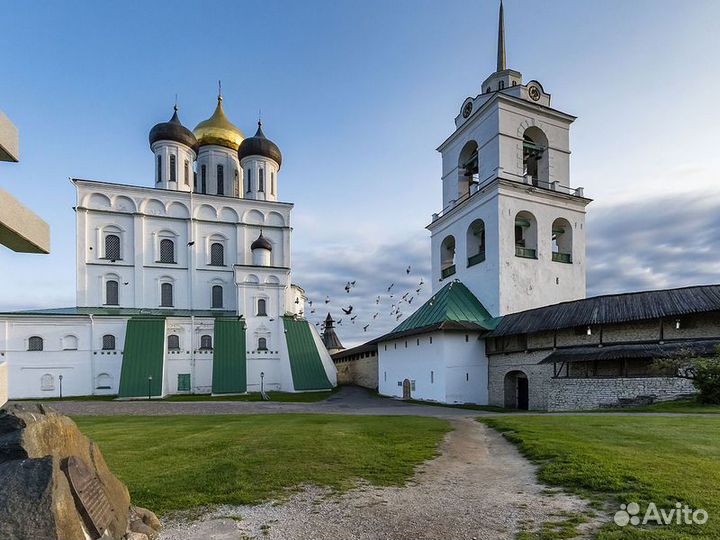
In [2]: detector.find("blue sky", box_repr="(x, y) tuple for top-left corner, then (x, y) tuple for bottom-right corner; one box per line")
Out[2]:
(2, 0), (720, 345)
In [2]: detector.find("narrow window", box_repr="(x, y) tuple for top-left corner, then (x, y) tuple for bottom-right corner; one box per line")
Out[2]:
(156, 155), (162, 183)
(184, 160), (190, 185)
(194, 171), (198, 191)
(431, 370), (434, 383)
(430, 336), (433, 344)
(105, 234), (121, 260)
(417, 338), (420, 346)
(200, 334), (212, 350)
(259, 168), (264, 192)
(499, 80), (505, 90)
(465, 334), (469, 342)
(466, 373), (469, 381)
(257, 298), (267, 316)
(106, 280), (119, 305)
(170, 154), (177, 182)
(217, 164), (224, 195)
(28, 336), (44, 351)
(161, 282), (173, 307)
(210, 242), (224, 266)
(160, 238), (175, 263)
(201, 165), (207, 193)
(234, 169), (239, 197)
(384, 371), (387, 381)
(212, 285), (223, 308)
(271, 171), (275, 195)
(258, 337), (268, 351)
(246, 169), (252, 193)
(102, 334), (115, 350)
(168, 334), (180, 350)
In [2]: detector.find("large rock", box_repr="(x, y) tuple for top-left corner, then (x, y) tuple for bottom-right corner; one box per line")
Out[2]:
(0, 403), (160, 540)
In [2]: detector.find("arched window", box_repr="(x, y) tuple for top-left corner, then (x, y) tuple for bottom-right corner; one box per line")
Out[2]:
(161, 282), (173, 307)
(258, 337), (268, 351)
(551, 218), (573, 264)
(440, 236), (456, 278)
(184, 159), (190, 185)
(28, 336), (44, 351)
(170, 154), (177, 182)
(212, 285), (223, 308)
(257, 298), (267, 316)
(467, 219), (486, 267)
(259, 168), (265, 192)
(499, 80), (505, 90)
(105, 234), (121, 260)
(217, 164), (224, 195)
(201, 164), (207, 193)
(271, 172), (275, 195)
(522, 127), (549, 186)
(62, 335), (78, 350)
(458, 141), (479, 198)
(156, 155), (162, 183)
(210, 242), (224, 266)
(96, 373), (113, 390)
(106, 279), (119, 305)
(168, 334), (180, 350)
(200, 334), (213, 350)
(102, 334), (116, 350)
(515, 211), (538, 259)
(41, 373), (54, 391)
(160, 238), (175, 263)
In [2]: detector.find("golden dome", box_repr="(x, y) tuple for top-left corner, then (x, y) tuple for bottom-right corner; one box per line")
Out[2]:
(193, 96), (244, 151)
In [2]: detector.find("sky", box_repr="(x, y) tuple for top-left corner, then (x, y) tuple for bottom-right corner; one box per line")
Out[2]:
(1, 0), (720, 346)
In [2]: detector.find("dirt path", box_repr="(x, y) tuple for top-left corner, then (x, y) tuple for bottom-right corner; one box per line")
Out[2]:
(161, 418), (597, 540)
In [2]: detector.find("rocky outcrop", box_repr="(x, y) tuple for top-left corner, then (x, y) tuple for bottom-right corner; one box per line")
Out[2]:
(0, 403), (160, 540)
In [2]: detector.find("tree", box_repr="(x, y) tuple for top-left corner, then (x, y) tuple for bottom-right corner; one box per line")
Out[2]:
(655, 347), (720, 404)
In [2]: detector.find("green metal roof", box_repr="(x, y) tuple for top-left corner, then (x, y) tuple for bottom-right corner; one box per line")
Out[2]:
(211, 318), (247, 394)
(283, 317), (333, 391)
(118, 317), (166, 398)
(386, 281), (497, 338)
(0, 307), (235, 318)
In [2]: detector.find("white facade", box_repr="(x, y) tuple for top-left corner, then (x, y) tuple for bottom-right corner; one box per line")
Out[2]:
(0, 97), (336, 399)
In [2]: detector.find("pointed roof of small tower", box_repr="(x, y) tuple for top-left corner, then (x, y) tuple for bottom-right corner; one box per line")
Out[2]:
(238, 120), (283, 168)
(149, 105), (198, 151)
(322, 313), (344, 351)
(250, 230), (272, 251)
(497, 0), (506, 72)
(193, 88), (245, 151)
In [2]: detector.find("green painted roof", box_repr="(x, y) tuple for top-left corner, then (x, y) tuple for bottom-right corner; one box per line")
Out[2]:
(386, 281), (497, 338)
(212, 318), (247, 394)
(118, 317), (166, 398)
(283, 317), (333, 391)
(0, 307), (235, 318)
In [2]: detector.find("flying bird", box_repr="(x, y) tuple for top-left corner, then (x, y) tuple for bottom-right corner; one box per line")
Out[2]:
(344, 283), (351, 293)
(376, 296), (380, 304)
(341, 306), (353, 315)
(363, 324), (370, 332)
(187, 241), (195, 246)
(351, 315), (358, 322)
(325, 296), (330, 304)
(123, 281), (129, 285)
(295, 298), (300, 304)
(387, 283), (394, 292)
(373, 313), (378, 319)
(406, 265), (411, 274)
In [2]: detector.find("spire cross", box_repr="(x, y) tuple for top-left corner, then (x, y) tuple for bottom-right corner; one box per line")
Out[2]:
(497, 0), (506, 72)
(218, 80), (223, 101)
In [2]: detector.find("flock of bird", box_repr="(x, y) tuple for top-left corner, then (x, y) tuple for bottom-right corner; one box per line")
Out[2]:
(301, 265), (426, 336)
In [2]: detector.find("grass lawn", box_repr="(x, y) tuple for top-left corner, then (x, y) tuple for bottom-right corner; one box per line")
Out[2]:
(596, 400), (720, 414)
(74, 414), (449, 516)
(481, 415), (720, 540)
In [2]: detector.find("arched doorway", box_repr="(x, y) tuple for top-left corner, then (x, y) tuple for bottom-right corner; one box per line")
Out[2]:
(402, 378), (412, 399)
(504, 370), (529, 410)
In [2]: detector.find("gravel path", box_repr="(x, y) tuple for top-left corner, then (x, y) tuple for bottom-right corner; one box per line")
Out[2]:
(160, 418), (598, 540)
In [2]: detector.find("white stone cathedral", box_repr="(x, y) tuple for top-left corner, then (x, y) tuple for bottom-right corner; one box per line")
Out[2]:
(0, 94), (336, 399)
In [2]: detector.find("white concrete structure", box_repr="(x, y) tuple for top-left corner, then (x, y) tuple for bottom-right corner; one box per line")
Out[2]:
(0, 94), (336, 399)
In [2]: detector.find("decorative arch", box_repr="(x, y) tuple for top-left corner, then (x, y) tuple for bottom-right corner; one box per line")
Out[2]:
(504, 370), (529, 410)
(218, 207), (240, 222)
(140, 198), (166, 216)
(267, 211), (285, 227)
(195, 204), (217, 220)
(96, 373), (113, 390)
(41, 373), (55, 391)
(243, 209), (265, 225)
(244, 274), (260, 284)
(551, 217), (573, 264)
(440, 235), (456, 278)
(85, 193), (111, 209)
(111, 195), (137, 213)
(522, 125), (549, 185)
(167, 201), (190, 218)
(61, 335), (78, 351)
(514, 211), (538, 259)
(264, 275), (280, 285)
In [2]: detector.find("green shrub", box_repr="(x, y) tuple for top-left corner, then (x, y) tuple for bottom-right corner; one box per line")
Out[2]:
(692, 358), (720, 404)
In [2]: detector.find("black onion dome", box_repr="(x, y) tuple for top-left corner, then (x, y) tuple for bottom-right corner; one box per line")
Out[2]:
(149, 107), (198, 151)
(251, 232), (272, 251)
(238, 121), (282, 168)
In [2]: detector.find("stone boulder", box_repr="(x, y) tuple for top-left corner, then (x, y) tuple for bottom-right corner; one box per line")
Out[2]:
(0, 403), (160, 540)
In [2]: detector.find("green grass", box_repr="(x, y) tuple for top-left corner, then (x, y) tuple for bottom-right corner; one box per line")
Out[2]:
(481, 415), (720, 539)
(403, 397), (524, 413)
(74, 414), (449, 516)
(15, 394), (118, 402)
(595, 399), (720, 414)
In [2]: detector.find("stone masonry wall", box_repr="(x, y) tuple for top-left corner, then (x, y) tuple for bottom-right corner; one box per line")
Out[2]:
(547, 377), (696, 411)
(0, 361), (7, 407)
(335, 357), (378, 389)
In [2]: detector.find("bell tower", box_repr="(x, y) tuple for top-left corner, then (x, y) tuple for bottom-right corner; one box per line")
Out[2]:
(427, 0), (591, 317)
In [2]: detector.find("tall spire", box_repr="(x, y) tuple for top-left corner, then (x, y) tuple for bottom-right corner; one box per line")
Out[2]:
(497, 0), (506, 72)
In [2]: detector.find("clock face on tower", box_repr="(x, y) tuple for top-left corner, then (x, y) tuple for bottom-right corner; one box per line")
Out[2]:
(462, 101), (473, 118)
(528, 85), (541, 101)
